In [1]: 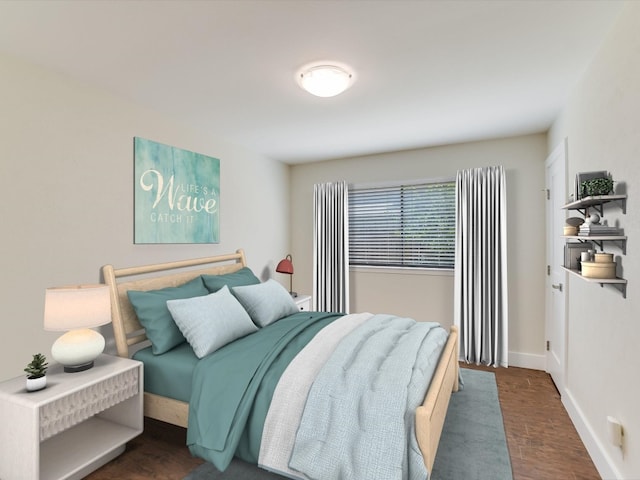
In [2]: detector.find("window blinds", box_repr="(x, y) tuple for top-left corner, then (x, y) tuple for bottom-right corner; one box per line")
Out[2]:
(349, 181), (455, 269)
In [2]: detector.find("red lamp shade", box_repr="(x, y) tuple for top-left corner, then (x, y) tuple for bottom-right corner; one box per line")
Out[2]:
(276, 255), (294, 275)
(276, 254), (296, 297)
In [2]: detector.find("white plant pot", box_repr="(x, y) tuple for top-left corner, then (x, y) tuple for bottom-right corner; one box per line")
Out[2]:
(26, 375), (47, 392)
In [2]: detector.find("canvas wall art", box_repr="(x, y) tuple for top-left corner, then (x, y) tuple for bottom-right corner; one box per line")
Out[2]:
(134, 137), (220, 244)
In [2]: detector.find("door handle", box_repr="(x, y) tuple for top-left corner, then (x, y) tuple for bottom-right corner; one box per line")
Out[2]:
(552, 283), (563, 292)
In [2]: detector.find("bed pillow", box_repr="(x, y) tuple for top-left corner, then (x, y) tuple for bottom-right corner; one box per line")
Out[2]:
(127, 276), (209, 355)
(201, 267), (260, 293)
(232, 279), (299, 328)
(166, 285), (258, 358)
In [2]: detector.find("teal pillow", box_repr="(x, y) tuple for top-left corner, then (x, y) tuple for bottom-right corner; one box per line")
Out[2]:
(232, 279), (299, 328)
(127, 276), (209, 354)
(201, 267), (260, 293)
(167, 286), (258, 358)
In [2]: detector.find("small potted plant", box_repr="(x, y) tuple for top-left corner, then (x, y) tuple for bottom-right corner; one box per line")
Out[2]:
(25, 353), (48, 392)
(581, 177), (614, 197)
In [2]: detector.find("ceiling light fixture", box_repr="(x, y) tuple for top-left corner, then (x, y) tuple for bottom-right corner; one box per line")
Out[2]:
(296, 63), (355, 97)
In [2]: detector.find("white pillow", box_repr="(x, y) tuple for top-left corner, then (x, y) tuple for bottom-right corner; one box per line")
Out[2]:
(232, 279), (299, 328)
(166, 285), (258, 358)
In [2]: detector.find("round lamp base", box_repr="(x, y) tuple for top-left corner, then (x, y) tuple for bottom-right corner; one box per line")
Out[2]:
(62, 361), (95, 373)
(51, 328), (105, 373)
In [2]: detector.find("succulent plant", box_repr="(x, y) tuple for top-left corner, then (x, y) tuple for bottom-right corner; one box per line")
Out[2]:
(24, 353), (48, 379)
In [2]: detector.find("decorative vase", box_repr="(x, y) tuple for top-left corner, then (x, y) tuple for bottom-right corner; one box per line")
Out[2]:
(26, 375), (47, 392)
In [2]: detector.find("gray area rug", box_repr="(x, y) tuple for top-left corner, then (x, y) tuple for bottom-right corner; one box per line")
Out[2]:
(184, 368), (512, 479)
(430, 368), (512, 480)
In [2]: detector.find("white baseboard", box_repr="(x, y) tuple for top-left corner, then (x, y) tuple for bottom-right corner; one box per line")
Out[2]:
(458, 351), (545, 370)
(562, 388), (622, 480)
(508, 351), (545, 370)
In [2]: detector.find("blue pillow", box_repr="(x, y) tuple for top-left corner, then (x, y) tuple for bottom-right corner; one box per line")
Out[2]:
(167, 285), (258, 358)
(127, 276), (209, 354)
(232, 279), (299, 328)
(201, 267), (260, 293)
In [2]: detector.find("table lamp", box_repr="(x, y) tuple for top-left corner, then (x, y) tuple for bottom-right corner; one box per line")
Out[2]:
(276, 254), (297, 297)
(44, 284), (111, 373)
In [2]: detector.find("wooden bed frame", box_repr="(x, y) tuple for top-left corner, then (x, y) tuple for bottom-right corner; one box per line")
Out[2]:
(102, 249), (459, 472)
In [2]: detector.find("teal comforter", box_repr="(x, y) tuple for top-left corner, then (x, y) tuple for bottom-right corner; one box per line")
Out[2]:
(187, 312), (342, 471)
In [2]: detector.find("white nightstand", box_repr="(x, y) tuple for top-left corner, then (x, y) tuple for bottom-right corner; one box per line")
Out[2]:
(0, 354), (143, 480)
(294, 294), (312, 311)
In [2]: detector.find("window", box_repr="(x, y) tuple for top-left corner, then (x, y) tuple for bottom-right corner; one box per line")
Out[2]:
(349, 180), (455, 269)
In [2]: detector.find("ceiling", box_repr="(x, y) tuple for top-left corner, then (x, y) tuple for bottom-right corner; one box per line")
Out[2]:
(0, 1), (624, 164)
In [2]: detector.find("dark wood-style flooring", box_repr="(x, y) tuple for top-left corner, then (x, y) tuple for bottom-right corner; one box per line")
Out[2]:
(86, 364), (600, 479)
(465, 364), (599, 480)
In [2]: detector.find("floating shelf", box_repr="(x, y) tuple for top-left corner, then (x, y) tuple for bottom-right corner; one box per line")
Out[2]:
(563, 235), (627, 254)
(561, 192), (628, 298)
(562, 266), (627, 298)
(563, 194), (627, 215)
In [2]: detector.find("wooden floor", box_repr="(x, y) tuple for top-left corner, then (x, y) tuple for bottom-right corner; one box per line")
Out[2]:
(86, 364), (600, 480)
(465, 364), (600, 480)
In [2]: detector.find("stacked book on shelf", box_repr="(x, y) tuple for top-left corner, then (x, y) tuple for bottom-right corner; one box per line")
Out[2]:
(578, 224), (622, 236)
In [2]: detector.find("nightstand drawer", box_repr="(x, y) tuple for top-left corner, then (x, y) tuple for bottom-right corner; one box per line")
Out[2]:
(40, 368), (139, 441)
(295, 294), (312, 311)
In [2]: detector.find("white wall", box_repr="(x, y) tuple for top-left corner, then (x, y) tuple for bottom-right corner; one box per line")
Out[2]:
(0, 53), (290, 381)
(548, 3), (639, 478)
(290, 134), (547, 367)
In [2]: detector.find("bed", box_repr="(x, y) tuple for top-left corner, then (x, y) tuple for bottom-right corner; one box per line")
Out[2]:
(102, 249), (459, 478)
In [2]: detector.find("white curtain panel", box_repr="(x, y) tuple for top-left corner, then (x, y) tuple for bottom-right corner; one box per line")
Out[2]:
(454, 166), (509, 367)
(313, 181), (350, 313)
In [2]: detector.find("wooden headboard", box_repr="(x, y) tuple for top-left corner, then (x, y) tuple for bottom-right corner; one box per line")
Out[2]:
(102, 249), (248, 358)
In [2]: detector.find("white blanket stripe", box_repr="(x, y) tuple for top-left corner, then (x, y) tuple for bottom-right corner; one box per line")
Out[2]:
(258, 313), (373, 479)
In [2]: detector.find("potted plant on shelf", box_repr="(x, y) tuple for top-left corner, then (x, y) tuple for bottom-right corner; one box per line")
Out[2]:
(581, 177), (614, 197)
(24, 353), (48, 392)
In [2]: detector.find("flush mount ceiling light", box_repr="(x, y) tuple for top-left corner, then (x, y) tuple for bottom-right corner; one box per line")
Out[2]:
(296, 63), (355, 97)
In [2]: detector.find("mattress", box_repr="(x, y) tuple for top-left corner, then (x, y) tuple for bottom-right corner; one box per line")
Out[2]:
(133, 341), (199, 402)
(131, 311), (316, 403)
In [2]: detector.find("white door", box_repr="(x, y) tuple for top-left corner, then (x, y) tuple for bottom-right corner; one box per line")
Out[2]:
(545, 139), (568, 393)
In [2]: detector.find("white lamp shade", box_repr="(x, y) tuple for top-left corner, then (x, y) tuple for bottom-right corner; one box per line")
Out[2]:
(296, 63), (355, 97)
(44, 284), (111, 331)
